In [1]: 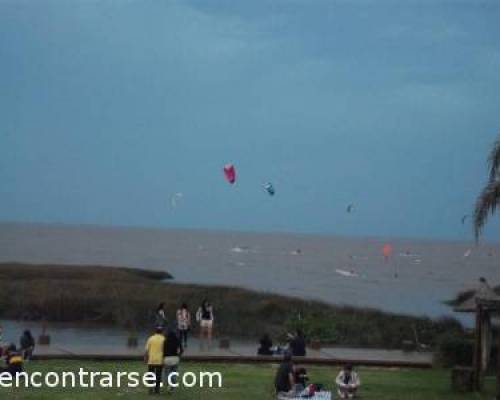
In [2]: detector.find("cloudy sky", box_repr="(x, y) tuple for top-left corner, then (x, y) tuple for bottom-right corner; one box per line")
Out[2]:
(1, 0), (500, 240)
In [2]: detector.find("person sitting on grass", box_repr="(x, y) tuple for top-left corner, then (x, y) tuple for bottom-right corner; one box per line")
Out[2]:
(144, 326), (165, 395)
(3, 344), (24, 376)
(335, 364), (360, 399)
(274, 351), (295, 397)
(257, 333), (273, 356)
(294, 367), (309, 391)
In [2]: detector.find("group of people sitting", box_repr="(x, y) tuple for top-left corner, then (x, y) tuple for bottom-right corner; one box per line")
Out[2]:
(274, 352), (361, 399)
(0, 329), (36, 376)
(258, 329), (306, 357)
(259, 329), (361, 398)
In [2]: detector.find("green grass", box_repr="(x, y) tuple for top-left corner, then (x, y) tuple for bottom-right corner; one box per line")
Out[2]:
(0, 361), (495, 399)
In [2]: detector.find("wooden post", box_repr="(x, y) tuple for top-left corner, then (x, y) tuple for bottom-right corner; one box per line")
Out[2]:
(473, 305), (484, 391)
(497, 328), (500, 400)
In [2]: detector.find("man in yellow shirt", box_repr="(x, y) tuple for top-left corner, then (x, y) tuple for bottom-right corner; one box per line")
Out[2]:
(145, 326), (166, 394)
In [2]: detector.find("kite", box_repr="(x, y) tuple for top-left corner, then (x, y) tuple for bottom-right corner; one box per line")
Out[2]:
(461, 215), (469, 225)
(346, 204), (354, 213)
(264, 182), (275, 196)
(223, 164), (236, 184)
(383, 243), (393, 260)
(170, 192), (184, 208)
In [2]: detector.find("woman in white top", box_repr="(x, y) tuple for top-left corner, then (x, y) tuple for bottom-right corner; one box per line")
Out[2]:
(176, 303), (191, 348)
(336, 364), (360, 399)
(196, 299), (214, 351)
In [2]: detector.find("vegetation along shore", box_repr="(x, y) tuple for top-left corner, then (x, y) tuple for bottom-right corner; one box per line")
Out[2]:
(0, 263), (465, 349)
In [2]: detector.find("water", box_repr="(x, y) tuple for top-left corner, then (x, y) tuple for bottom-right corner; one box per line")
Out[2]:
(1, 222), (499, 324)
(0, 320), (142, 347)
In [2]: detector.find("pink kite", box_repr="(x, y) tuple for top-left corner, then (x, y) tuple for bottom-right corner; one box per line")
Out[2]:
(223, 163), (236, 184)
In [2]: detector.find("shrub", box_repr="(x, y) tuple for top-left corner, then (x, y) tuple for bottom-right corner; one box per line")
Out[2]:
(435, 332), (473, 367)
(285, 313), (339, 343)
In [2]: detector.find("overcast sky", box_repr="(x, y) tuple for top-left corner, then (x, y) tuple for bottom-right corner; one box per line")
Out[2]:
(1, 0), (500, 240)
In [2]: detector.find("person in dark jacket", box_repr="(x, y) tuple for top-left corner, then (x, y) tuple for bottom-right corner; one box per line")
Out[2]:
(289, 329), (306, 357)
(257, 333), (273, 356)
(163, 323), (183, 391)
(274, 351), (295, 395)
(20, 330), (35, 361)
(155, 303), (167, 328)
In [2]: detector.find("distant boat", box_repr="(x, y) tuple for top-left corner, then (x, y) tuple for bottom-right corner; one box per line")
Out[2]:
(336, 269), (359, 278)
(230, 246), (253, 254)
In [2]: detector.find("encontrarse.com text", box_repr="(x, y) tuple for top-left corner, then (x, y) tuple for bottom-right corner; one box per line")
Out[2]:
(0, 369), (223, 389)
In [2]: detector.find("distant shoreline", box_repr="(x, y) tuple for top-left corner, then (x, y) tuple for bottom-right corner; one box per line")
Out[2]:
(1, 220), (498, 245)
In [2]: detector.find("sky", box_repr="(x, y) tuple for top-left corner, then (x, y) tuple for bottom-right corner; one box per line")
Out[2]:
(1, 0), (500, 241)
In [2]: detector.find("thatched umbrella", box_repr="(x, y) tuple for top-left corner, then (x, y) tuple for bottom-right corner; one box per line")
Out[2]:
(454, 278), (500, 391)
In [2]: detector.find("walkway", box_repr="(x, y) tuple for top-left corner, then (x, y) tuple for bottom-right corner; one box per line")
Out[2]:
(33, 339), (433, 368)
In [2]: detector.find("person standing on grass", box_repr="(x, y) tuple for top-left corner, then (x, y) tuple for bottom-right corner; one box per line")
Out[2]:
(155, 303), (167, 329)
(20, 330), (35, 361)
(274, 351), (295, 396)
(196, 299), (214, 351)
(336, 364), (361, 399)
(176, 303), (191, 349)
(163, 322), (183, 392)
(145, 326), (166, 395)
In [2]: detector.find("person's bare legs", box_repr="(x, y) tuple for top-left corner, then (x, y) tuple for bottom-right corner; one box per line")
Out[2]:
(199, 326), (204, 351)
(345, 387), (357, 399)
(338, 387), (350, 399)
(207, 326), (213, 351)
(200, 326), (209, 351)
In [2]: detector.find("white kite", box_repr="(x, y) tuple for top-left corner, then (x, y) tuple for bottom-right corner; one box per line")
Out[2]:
(170, 192), (184, 208)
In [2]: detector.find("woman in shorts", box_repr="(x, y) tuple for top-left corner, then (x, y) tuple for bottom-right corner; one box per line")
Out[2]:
(196, 299), (214, 351)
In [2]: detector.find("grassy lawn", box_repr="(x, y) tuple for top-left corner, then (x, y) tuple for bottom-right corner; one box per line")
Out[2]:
(0, 360), (495, 399)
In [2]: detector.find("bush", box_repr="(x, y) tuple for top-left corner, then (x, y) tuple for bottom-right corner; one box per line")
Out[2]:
(0, 263), (468, 348)
(435, 332), (473, 367)
(285, 313), (339, 343)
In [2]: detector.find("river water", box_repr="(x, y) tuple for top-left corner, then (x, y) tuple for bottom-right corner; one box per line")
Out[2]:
(1, 222), (499, 324)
